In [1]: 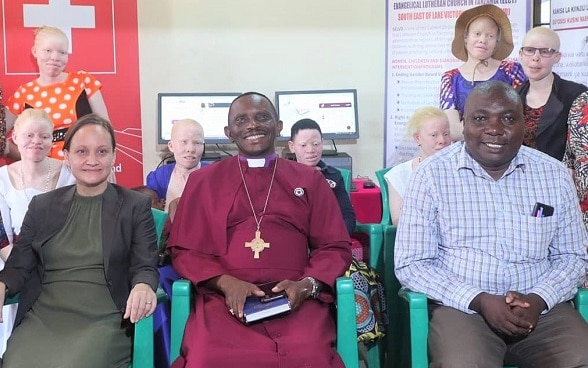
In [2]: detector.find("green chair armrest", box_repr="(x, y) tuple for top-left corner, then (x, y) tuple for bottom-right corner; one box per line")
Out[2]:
(375, 168), (392, 226)
(399, 289), (429, 368)
(354, 223), (383, 273)
(150, 208), (168, 245)
(575, 287), (588, 323)
(398, 289), (427, 309)
(131, 287), (166, 368)
(132, 310), (154, 367)
(170, 279), (192, 364)
(336, 276), (359, 368)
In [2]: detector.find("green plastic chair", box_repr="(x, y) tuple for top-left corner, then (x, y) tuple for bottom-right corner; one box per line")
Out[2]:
(170, 277), (359, 368)
(132, 288), (167, 368)
(151, 208), (168, 246)
(130, 208), (169, 367)
(338, 168), (386, 367)
(374, 167), (408, 367)
(338, 168), (384, 276)
(338, 167), (352, 194)
(124, 209), (169, 366)
(374, 167), (392, 226)
(398, 288), (588, 368)
(130, 208), (170, 367)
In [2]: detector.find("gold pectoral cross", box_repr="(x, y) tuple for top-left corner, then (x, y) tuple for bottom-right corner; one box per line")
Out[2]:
(245, 230), (270, 259)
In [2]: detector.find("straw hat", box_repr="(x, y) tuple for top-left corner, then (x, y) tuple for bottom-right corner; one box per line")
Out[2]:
(451, 4), (514, 62)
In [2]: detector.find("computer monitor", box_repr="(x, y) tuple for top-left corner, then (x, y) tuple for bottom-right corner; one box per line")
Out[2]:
(157, 92), (241, 144)
(274, 89), (359, 142)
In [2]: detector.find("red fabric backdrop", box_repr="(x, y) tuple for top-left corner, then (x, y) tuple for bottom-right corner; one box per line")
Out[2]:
(0, 0), (143, 187)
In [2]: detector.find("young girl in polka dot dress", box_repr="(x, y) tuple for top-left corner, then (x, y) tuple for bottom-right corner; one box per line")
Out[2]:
(5, 26), (109, 160)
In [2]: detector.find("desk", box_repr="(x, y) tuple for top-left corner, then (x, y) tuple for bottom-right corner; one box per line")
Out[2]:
(350, 178), (382, 224)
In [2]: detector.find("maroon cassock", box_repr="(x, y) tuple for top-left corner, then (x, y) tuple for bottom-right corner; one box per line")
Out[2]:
(169, 156), (352, 368)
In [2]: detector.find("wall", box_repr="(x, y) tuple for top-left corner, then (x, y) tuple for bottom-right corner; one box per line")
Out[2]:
(137, 0), (386, 179)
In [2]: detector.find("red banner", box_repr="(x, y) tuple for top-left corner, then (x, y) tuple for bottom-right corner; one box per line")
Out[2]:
(0, 0), (142, 187)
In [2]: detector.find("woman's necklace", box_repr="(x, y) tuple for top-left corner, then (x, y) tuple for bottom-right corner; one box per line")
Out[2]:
(237, 157), (278, 259)
(471, 59), (490, 86)
(20, 158), (52, 202)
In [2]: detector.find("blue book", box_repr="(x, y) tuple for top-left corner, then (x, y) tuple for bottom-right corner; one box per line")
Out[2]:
(243, 285), (291, 324)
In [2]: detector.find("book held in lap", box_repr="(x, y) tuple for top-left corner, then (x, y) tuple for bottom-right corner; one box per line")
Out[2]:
(243, 282), (291, 324)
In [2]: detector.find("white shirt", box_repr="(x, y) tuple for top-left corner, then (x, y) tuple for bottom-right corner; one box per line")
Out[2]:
(0, 164), (75, 242)
(384, 159), (414, 198)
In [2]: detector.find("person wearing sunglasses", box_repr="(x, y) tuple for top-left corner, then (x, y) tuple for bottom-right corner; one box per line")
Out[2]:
(517, 26), (587, 161)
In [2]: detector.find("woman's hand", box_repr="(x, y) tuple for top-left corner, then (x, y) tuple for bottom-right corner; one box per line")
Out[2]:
(123, 282), (157, 323)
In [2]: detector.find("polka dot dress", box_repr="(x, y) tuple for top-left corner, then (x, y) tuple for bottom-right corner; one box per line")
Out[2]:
(7, 71), (102, 159)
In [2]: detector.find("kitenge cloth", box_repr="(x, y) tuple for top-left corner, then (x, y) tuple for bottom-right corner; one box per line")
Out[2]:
(345, 258), (387, 344)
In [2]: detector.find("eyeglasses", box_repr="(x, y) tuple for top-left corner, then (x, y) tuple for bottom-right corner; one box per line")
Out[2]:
(520, 47), (559, 57)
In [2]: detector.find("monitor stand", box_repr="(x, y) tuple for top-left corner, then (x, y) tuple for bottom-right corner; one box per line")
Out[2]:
(322, 150), (339, 156)
(202, 152), (221, 160)
(322, 139), (339, 156)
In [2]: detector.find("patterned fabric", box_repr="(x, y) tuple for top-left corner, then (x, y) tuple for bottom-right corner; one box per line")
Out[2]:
(523, 105), (543, 149)
(7, 71), (102, 159)
(440, 61), (527, 120)
(396, 142), (587, 314)
(350, 237), (367, 262)
(564, 91), (588, 229)
(345, 258), (387, 344)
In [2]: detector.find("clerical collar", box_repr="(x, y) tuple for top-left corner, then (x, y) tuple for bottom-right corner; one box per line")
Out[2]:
(239, 153), (278, 168)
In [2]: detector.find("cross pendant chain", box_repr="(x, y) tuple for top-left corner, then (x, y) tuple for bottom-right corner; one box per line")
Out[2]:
(238, 157), (278, 260)
(245, 230), (270, 259)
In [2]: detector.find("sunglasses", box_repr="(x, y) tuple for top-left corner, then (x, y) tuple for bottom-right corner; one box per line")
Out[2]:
(520, 47), (559, 57)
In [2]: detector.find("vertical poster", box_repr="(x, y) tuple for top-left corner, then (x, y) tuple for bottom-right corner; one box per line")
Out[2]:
(0, 0), (142, 187)
(550, 0), (588, 86)
(384, 0), (531, 167)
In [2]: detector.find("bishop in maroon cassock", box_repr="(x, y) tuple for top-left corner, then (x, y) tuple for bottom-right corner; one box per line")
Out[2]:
(169, 152), (352, 367)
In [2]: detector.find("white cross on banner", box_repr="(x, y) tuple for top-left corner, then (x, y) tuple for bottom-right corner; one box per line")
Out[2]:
(2, 0), (116, 75)
(23, 0), (96, 53)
